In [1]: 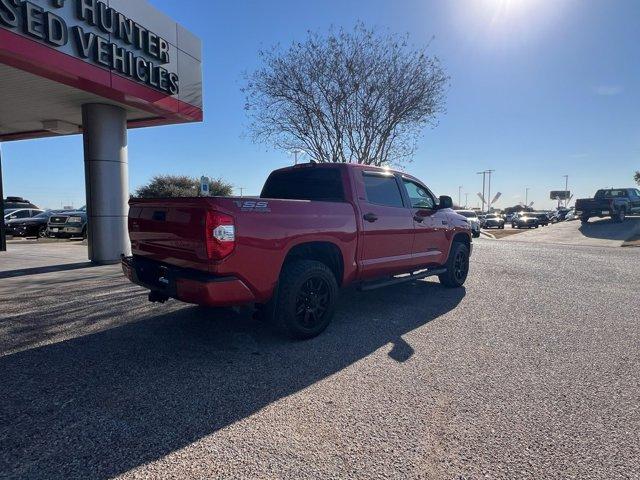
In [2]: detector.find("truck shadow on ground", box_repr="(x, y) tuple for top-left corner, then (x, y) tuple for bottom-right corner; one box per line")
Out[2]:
(0, 280), (464, 480)
(578, 216), (640, 241)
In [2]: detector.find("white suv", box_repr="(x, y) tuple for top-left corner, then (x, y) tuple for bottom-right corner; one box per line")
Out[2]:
(455, 210), (481, 238)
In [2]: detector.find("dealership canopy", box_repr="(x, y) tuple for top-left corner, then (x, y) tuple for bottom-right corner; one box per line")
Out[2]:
(0, 0), (202, 139)
(0, 0), (203, 262)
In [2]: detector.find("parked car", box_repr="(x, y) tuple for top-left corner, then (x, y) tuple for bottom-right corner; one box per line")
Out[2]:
(555, 208), (571, 222)
(5, 210), (63, 238)
(564, 209), (578, 221)
(47, 207), (88, 239)
(483, 213), (505, 229)
(533, 212), (550, 226)
(455, 210), (482, 237)
(511, 212), (539, 229)
(575, 188), (640, 223)
(3, 208), (44, 221)
(123, 163), (473, 340)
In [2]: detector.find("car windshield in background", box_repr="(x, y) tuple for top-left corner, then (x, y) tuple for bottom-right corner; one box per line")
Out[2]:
(486, 214), (499, 218)
(261, 167), (345, 202)
(456, 211), (477, 218)
(33, 212), (54, 219)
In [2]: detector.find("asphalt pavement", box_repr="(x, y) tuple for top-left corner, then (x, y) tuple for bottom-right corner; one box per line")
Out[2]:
(499, 217), (640, 247)
(1, 240), (639, 479)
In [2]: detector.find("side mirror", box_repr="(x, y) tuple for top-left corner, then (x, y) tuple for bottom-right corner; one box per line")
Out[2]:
(438, 195), (453, 210)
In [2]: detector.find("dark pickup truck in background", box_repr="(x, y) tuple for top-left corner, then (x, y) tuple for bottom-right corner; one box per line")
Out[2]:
(47, 207), (88, 239)
(123, 163), (472, 339)
(575, 188), (640, 223)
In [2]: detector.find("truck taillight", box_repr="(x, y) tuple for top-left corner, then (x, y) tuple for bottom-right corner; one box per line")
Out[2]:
(205, 211), (235, 260)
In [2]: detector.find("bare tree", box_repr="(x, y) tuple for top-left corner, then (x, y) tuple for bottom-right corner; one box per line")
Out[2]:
(243, 24), (448, 166)
(635, 170), (640, 186)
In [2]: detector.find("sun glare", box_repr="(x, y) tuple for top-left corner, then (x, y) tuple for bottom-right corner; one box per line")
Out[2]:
(483, 0), (541, 26)
(454, 0), (564, 49)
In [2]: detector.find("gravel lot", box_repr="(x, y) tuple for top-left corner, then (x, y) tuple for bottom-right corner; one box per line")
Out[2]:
(1, 240), (638, 479)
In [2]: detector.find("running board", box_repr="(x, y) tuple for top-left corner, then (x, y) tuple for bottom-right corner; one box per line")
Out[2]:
(359, 268), (447, 291)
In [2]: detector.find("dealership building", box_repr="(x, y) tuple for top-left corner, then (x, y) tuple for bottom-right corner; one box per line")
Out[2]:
(0, 0), (202, 262)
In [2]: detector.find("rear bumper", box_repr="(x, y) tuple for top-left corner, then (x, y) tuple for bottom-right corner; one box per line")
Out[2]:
(575, 210), (610, 217)
(121, 255), (256, 307)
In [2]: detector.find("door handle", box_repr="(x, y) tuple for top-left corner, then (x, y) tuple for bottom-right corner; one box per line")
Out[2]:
(363, 213), (378, 223)
(413, 215), (425, 223)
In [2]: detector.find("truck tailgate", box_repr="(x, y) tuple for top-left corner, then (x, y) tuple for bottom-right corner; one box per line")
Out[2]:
(128, 198), (212, 270)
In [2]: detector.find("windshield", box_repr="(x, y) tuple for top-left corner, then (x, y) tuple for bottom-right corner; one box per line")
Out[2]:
(456, 211), (477, 218)
(33, 212), (53, 219)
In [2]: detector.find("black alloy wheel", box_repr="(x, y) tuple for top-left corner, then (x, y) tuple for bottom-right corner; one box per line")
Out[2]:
(295, 277), (331, 329)
(453, 249), (469, 283)
(274, 260), (338, 339)
(439, 242), (470, 288)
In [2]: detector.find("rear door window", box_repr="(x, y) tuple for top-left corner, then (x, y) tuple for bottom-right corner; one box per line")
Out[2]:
(363, 173), (404, 208)
(261, 167), (345, 201)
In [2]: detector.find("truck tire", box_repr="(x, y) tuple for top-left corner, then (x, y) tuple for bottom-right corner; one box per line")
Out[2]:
(273, 259), (338, 340)
(438, 242), (470, 288)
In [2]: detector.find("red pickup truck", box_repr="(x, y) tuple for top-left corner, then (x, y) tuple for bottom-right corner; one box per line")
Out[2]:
(122, 163), (472, 339)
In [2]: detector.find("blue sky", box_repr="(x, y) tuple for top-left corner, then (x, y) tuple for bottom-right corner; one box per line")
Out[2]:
(2, 0), (639, 210)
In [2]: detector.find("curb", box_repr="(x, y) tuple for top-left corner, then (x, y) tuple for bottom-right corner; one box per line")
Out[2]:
(480, 231), (496, 239)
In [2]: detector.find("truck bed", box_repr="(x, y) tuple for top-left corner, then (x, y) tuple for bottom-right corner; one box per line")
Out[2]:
(128, 196), (359, 303)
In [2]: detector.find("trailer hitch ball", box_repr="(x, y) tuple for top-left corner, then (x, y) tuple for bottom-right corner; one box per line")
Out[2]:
(149, 291), (170, 304)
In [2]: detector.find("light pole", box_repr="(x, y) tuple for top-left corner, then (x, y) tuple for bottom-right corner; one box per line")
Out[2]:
(291, 148), (305, 165)
(458, 186), (463, 208)
(477, 170), (494, 212)
(487, 169), (495, 211)
(465, 193), (469, 209)
(562, 175), (569, 208)
(477, 171), (487, 212)
(525, 187), (530, 207)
